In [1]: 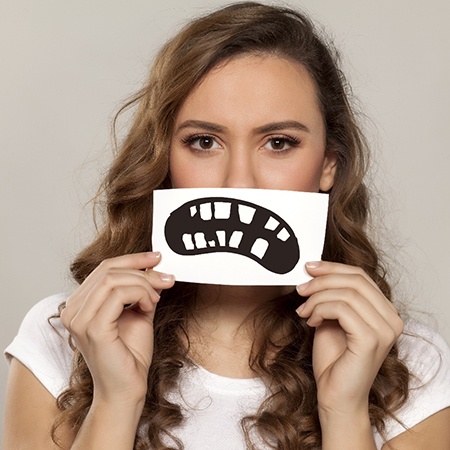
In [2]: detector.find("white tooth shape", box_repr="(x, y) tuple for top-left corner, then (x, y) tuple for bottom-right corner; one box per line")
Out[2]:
(216, 230), (226, 246)
(190, 205), (197, 217)
(194, 232), (207, 248)
(250, 238), (269, 259)
(238, 204), (256, 224)
(277, 228), (290, 242)
(200, 203), (212, 220)
(182, 233), (194, 250)
(208, 240), (216, 247)
(214, 202), (231, 219)
(229, 230), (243, 248)
(264, 216), (279, 231)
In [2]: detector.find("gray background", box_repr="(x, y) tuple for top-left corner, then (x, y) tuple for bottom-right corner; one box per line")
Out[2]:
(1, 0), (449, 435)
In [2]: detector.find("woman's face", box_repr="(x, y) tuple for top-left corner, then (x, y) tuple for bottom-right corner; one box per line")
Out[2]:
(170, 55), (336, 192)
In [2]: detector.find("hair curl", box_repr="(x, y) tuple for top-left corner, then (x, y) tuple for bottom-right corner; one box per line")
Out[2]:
(52, 2), (409, 449)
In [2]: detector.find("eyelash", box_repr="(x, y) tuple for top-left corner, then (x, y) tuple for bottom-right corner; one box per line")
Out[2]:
(181, 133), (219, 150)
(265, 134), (301, 152)
(180, 133), (301, 153)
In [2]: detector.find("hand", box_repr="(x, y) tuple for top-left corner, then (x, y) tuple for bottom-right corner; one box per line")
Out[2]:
(61, 252), (175, 407)
(296, 261), (403, 416)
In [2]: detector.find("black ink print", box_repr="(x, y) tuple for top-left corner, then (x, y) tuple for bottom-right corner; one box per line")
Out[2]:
(164, 197), (300, 274)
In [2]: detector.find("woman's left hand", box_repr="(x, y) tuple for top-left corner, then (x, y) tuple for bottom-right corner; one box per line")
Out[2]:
(296, 261), (404, 417)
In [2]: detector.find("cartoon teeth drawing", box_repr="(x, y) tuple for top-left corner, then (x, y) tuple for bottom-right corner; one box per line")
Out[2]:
(164, 197), (300, 274)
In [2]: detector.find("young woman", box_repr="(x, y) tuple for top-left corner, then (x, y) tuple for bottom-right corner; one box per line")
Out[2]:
(3, 3), (450, 449)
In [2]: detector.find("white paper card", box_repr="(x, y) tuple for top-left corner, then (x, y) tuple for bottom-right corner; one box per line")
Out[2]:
(152, 188), (328, 286)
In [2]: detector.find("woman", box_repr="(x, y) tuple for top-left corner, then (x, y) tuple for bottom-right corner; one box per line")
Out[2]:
(3, 2), (450, 449)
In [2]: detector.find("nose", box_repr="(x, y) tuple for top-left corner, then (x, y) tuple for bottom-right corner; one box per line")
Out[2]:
(222, 148), (257, 188)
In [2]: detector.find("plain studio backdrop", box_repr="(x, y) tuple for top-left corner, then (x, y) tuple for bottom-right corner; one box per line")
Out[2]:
(1, 0), (449, 435)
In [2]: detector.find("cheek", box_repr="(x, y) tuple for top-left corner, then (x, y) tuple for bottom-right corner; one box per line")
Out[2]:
(259, 157), (325, 192)
(169, 151), (191, 188)
(169, 149), (185, 188)
(169, 150), (221, 188)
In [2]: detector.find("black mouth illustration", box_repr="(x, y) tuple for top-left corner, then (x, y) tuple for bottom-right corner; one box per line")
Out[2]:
(164, 197), (300, 274)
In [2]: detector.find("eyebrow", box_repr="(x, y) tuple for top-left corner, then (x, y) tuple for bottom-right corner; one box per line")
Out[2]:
(176, 120), (226, 133)
(255, 121), (310, 134)
(176, 120), (310, 134)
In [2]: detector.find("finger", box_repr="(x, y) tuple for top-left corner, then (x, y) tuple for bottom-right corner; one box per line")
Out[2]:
(97, 267), (175, 296)
(71, 252), (163, 303)
(69, 284), (156, 342)
(297, 288), (403, 340)
(297, 263), (398, 315)
(97, 252), (162, 271)
(92, 285), (156, 327)
(306, 301), (399, 362)
(64, 271), (159, 332)
(298, 273), (398, 317)
(303, 261), (381, 292)
(143, 269), (175, 293)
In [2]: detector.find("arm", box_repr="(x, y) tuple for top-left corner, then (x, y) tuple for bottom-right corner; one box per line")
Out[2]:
(297, 261), (404, 450)
(3, 252), (175, 450)
(297, 264), (450, 448)
(3, 359), (144, 450)
(2, 358), (74, 449)
(382, 408), (450, 450)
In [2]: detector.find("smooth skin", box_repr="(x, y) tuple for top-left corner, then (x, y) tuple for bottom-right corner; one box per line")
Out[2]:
(3, 55), (450, 449)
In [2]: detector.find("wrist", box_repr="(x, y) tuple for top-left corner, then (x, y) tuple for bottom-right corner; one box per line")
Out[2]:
(317, 393), (370, 419)
(319, 407), (376, 450)
(70, 397), (145, 449)
(91, 394), (146, 426)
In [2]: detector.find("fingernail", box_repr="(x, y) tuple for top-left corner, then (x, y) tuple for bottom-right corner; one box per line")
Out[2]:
(297, 281), (309, 293)
(160, 273), (174, 282)
(147, 251), (161, 259)
(305, 261), (320, 269)
(296, 303), (306, 316)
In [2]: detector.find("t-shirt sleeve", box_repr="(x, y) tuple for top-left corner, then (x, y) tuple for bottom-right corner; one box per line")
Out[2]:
(4, 293), (73, 398)
(376, 320), (450, 447)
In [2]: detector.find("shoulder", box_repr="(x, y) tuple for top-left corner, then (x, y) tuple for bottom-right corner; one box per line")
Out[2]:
(4, 293), (74, 398)
(376, 319), (450, 446)
(398, 319), (450, 386)
(16, 293), (66, 330)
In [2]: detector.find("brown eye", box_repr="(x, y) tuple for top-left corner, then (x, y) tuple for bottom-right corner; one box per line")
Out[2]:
(183, 134), (221, 152)
(263, 136), (300, 153)
(198, 136), (214, 149)
(271, 138), (286, 150)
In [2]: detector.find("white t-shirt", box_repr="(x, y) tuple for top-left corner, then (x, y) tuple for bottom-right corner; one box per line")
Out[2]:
(5, 293), (450, 449)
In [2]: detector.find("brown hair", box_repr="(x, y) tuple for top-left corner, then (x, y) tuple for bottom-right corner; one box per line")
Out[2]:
(52, 2), (409, 449)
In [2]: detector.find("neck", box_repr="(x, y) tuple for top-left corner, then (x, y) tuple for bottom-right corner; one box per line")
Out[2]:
(192, 284), (293, 337)
(186, 284), (296, 378)
(198, 284), (290, 316)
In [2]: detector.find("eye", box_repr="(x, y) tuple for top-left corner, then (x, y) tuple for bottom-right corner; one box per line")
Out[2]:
(263, 136), (300, 152)
(182, 134), (222, 151)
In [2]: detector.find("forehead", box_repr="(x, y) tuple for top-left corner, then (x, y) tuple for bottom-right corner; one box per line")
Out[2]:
(176, 54), (323, 130)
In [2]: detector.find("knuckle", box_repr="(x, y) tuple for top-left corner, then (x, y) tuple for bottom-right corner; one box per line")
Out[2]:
(393, 316), (404, 336)
(60, 308), (70, 328)
(352, 266), (367, 276)
(365, 331), (379, 351)
(334, 300), (349, 313)
(68, 316), (83, 335)
(97, 259), (109, 271)
(85, 324), (99, 343)
(382, 328), (397, 346)
(342, 287), (359, 300)
(350, 272), (367, 285)
(99, 271), (117, 287)
(97, 258), (115, 272)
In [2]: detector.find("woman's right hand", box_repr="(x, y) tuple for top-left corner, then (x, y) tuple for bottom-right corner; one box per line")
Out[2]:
(60, 252), (175, 408)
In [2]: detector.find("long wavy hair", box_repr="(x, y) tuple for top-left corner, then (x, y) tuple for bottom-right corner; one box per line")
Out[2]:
(52, 2), (409, 449)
